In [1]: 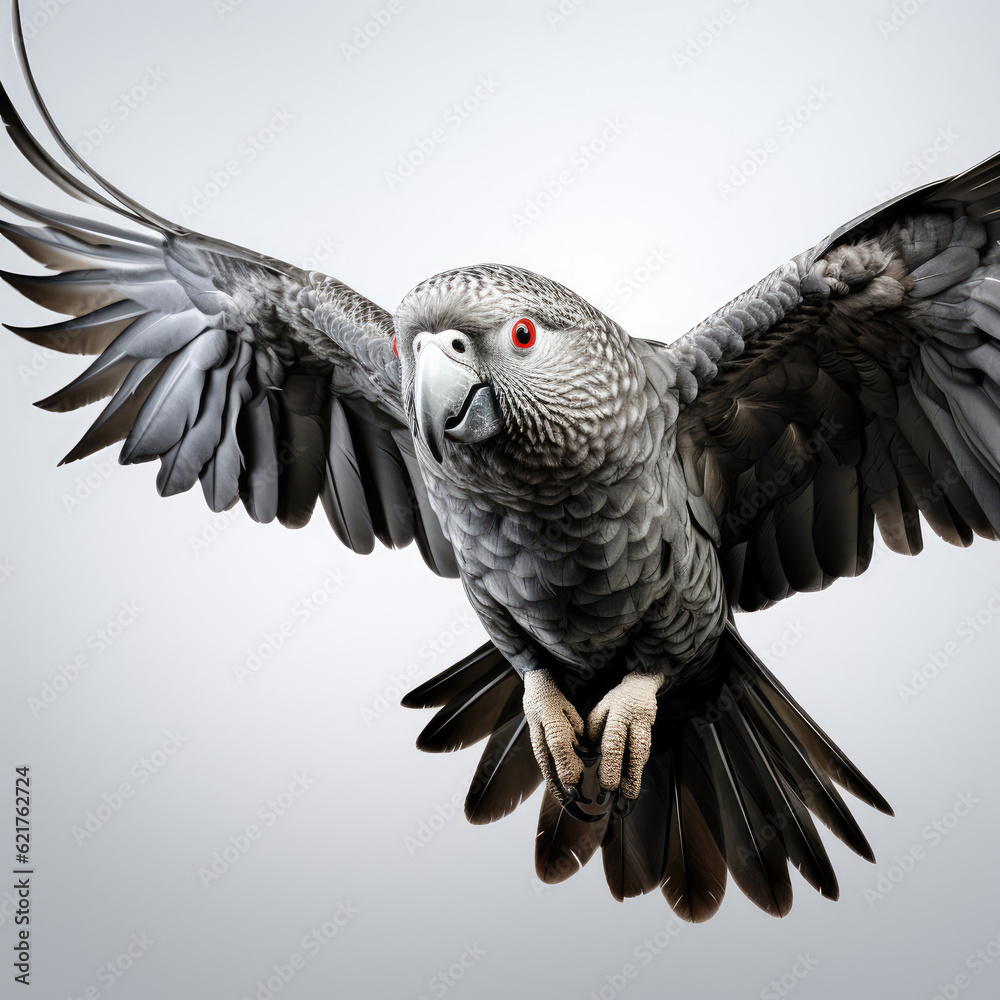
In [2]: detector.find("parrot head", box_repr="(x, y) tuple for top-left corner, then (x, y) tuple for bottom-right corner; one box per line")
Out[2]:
(394, 264), (645, 474)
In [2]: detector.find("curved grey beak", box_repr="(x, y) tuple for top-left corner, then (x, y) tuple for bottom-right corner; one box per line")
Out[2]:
(414, 340), (503, 462)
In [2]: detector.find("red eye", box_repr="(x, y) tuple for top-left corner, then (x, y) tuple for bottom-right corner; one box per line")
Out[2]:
(512, 318), (536, 349)
(393, 336), (399, 357)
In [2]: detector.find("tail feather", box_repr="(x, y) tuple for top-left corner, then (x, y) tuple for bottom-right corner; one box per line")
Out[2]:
(415, 661), (521, 753)
(661, 732), (727, 922)
(535, 786), (610, 885)
(401, 642), (505, 709)
(774, 771), (839, 898)
(464, 689), (541, 825)
(736, 676), (877, 862)
(402, 621), (890, 920)
(702, 716), (794, 917)
(725, 628), (893, 814)
(600, 752), (671, 901)
(723, 698), (838, 900)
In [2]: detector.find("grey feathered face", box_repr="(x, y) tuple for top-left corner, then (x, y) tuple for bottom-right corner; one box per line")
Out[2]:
(394, 264), (642, 473)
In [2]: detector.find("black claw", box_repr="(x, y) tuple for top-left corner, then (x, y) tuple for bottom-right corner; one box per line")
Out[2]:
(612, 791), (636, 818)
(561, 782), (583, 803)
(596, 787), (609, 807)
(558, 780), (594, 808)
(543, 745), (593, 809)
(560, 799), (606, 823)
(549, 778), (600, 822)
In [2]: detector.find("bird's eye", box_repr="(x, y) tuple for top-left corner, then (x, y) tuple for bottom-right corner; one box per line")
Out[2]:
(393, 336), (399, 357)
(512, 318), (536, 349)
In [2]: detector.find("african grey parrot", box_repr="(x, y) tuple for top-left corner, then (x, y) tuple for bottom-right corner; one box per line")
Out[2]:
(4, 5), (1000, 922)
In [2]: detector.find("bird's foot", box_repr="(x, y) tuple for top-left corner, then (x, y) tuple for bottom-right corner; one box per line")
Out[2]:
(586, 670), (665, 800)
(522, 668), (586, 805)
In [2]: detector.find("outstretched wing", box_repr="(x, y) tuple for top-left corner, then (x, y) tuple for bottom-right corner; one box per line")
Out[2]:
(0, 5), (456, 577)
(663, 151), (1000, 611)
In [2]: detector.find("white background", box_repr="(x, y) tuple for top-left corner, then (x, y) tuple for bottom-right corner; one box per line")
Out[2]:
(2, 1), (1000, 998)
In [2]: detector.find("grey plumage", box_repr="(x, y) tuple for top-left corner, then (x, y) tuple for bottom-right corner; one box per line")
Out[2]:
(122, 329), (228, 464)
(58, 357), (166, 464)
(199, 338), (253, 512)
(8, 299), (148, 358)
(5, 0), (1000, 924)
(321, 396), (376, 549)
